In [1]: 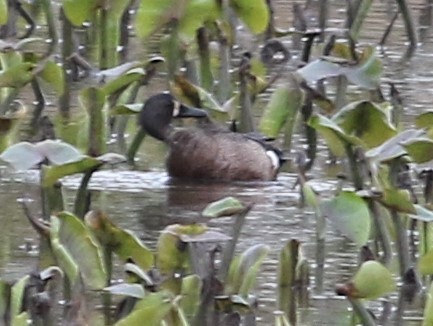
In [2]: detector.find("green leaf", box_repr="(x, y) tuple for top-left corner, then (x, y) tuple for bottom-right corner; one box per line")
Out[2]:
(10, 275), (29, 319)
(308, 114), (359, 157)
(0, 62), (35, 88)
(0, 0), (8, 25)
(226, 244), (269, 297)
(39, 60), (65, 96)
(135, 0), (176, 39)
(111, 103), (143, 115)
(419, 250), (433, 275)
(179, 0), (221, 41)
(63, 0), (97, 26)
(202, 197), (245, 218)
(104, 283), (145, 299)
(52, 212), (107, 289)
(333, 101), (396, 148)
(41, 156), (101, 187)
(321, 191), (371, 247)
(297, 46), (382, 89)
(229, 0), (269, 34)
(111, 229), (154, 272)
(115, 292), (172, 326)
(156, 224), (207, 274)
(366, 129), (424, 163)
(0, 280), (10, 321)
(423, 282), (433, 325)
(416, 111), (433, 129)
(351, 261), (396, 299)
(258, 82), (304, 139)
(402, 137), (433, 163)
(378, 187), (416, 214)
(12, 312), (29, 326)
(180, 275), (202, 318)
(101, 67), (146, 96)
(409, 205), (433, 222)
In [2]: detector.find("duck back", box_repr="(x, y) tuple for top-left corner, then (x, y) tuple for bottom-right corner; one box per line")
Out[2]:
(166, 127), (277, 181)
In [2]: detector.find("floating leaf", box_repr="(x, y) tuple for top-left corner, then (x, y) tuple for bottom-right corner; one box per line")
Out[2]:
(115, 292), (172, 326)
(378, 187), (416, 214)
(226, 244), (269, 297)
(321, 191), (371, 247)
(229, 0), (269, 34)
(258, 82), (304, 139)
(104, 283), (145, 299)
(333, 101), (396, 148)
(52, 212), (107, 289)
(202, 197), (245, 218)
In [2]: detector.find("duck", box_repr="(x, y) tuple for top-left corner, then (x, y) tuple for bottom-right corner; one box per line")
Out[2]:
(138, 93), (285, 181)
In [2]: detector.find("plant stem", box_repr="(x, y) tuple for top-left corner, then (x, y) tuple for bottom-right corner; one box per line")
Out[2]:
(368, 200), (392, 266)
(40, 0), (58, 58)
(395, 0), (418, 50)
(74, 168), (98, 219)
(391, 209), (410, 278)
(348, 298), (376, 326)
(349, 0), (373, 41)
(344, 143), (363, 190)
(59, 8), (73, 120)
(197, 27), (213, 90)
(127, 128), (146, 165)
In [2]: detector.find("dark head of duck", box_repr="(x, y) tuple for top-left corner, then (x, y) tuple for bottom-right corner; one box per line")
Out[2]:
(138, 93), (286, 181)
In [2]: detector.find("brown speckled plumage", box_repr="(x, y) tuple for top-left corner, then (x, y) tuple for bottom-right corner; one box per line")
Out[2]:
(166, 127), (277, 181)
(139, 93), (281, 181)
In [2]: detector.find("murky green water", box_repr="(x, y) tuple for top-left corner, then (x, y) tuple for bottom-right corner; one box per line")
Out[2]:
(1, 0), (432, 324)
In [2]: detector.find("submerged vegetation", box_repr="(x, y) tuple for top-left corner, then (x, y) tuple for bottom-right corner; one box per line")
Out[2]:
(0, 0), (433, 325)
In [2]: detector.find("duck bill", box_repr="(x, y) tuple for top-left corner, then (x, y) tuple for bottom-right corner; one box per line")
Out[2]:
(177, 104), (208, 119)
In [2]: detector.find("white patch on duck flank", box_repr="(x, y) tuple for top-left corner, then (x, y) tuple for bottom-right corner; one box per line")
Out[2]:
(172, 100), (181, 117)
(266, 150), (280, 170)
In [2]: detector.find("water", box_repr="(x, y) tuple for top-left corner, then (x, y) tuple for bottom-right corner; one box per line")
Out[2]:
(1, 0), (432, 324)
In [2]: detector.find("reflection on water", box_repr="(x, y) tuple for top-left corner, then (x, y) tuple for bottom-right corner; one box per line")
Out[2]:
(1, 0), (433, 324)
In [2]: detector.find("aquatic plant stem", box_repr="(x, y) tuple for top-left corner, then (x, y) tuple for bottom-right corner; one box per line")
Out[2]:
(197, 27), (213, 90)
(40, 0), (58, 58)
(349, 0), (373, 41)
(395, 0), (418, 50)
(217, 0), (231, 103)
(344, 143), (363, 190)
(391, 209), (410, 278)
(127, 128), (146, 165)
(59, 9), (73, 120)
(219, 205), (252, 282)
(348, 298), (376, 326)
(74, 168), (98, 219)
(368, 200), (392, 266)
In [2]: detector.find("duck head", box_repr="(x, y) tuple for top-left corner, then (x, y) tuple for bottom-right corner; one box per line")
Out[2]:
(139, 93), (208, 141)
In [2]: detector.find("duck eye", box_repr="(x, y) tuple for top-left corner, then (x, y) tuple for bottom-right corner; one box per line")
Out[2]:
(172, 101), (181, 117)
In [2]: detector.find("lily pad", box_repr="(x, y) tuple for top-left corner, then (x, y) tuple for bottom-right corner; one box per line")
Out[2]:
(321, 191), (371, 247)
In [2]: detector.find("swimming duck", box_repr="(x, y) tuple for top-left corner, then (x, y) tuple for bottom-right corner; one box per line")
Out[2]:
(138, 93), (284, 181)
